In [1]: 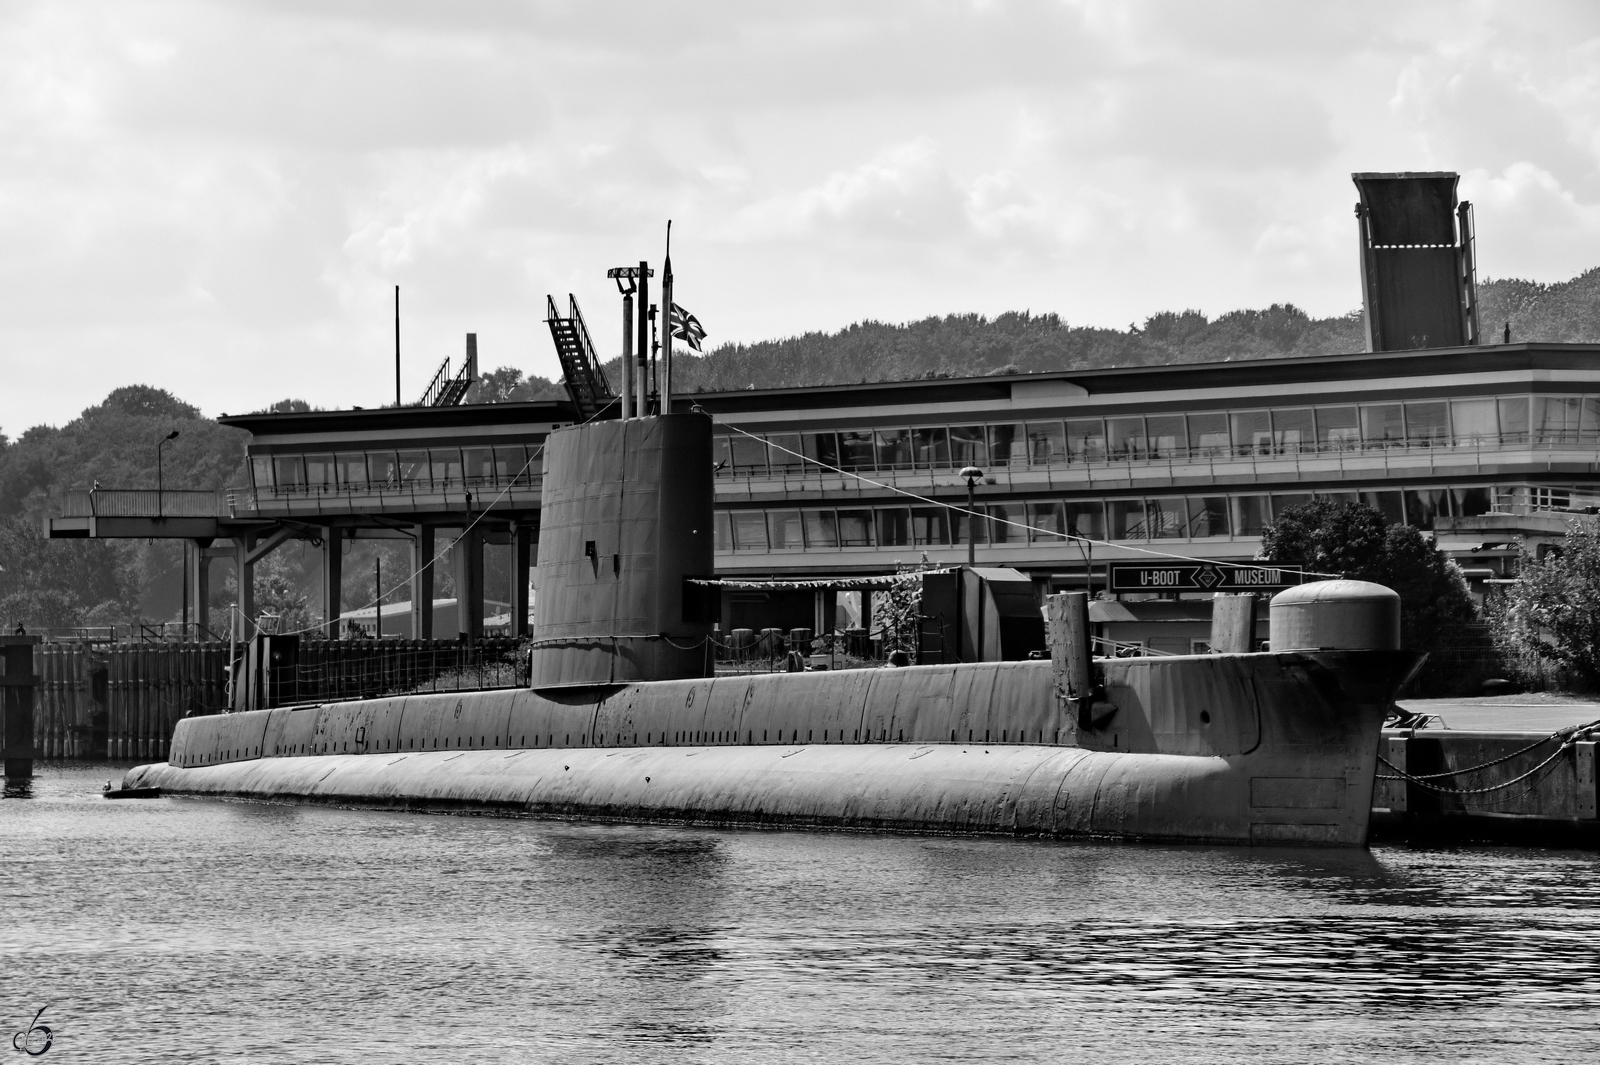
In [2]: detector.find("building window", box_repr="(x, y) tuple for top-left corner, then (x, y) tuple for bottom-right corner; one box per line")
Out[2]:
(1360, 404), (1405, 448)
(1107, 418), (1146, 461)
(1533, 397), (1582, 446)
(838, 431), (875, 471)
(1498, 398), (1529, 445)
(1230, 411), (1271, 456)
(1452, 486), (1493, 517)
(732, 511), (768, 551)
(803, 432), (839, 469)
(1582, 398), (1600, 443)
(1272, 409), (1314, 454)
(767, 509), (804, 550)
(1026, 501), (1066, 542)
(397, 450), (429, 486)
(1360, 490), (1405, 525)
(988, 424), (1025, 467)
(1066, 419), (1107, 462)
(272, 455), (306, 489)
(251, 456), (272, 491)
(913, 427), (951, 469)
(496, 446), (536, 484)
(1316, 406), (1360, 451)
(1231, 495), (1271, 536)
(1404, 489), (1449, 530)
(1188, 496), (1229, 537)
(1107, 499), (1147, 539)
(730, 435), (769, 475)
(875, 429), (913, 471)
(429, 449), (463, 487)
(1063, 500), (1105, 540)
(767, 433), (804, 473)
(1451, 399), (1496, 447)
(304, 454), (335, 490)
(987, 503), (1026, 544)
(1405, 401), (1450, 447)
(1147, 497), (1188, 538)
(712, 435), (732, 476)
(334, 453), (367, 489)
(714, 511), (732, 552)
(1026, 421), (1067, 465)
(803, 509), (839, 548)
(876, 508), (912, 547)
(952, 508), (988, 546)
(837, 509), (875, 547)
(911, 507), (949, 545)
(949, 425), (987, 466)
(368, 451), (399, 487)
(1146, 416), (1185, 460)
(463, 448), (495, 485)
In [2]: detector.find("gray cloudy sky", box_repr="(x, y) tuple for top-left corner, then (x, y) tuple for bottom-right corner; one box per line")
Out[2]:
(3, 1), (1598, 434)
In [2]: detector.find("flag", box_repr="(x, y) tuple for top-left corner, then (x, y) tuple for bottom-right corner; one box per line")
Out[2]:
(671, 303), (707, 351)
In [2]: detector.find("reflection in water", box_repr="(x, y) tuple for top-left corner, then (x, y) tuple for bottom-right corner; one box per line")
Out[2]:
(3, 764), (1598, 1064)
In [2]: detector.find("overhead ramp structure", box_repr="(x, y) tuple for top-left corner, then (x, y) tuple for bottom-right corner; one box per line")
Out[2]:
(545, 295), (615, 421)
(418, 334), (479, 407)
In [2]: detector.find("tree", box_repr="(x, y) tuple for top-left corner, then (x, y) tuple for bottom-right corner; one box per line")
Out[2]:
(1486, 521), (1600, 688)
(1258, 498), (1483, 694)
(465, 367), (566, 404)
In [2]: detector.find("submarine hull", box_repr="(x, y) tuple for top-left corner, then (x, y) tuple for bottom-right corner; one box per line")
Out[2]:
(123, 648), (1422, 846)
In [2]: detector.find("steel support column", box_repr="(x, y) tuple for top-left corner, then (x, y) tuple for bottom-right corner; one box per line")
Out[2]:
(511, 523), (533, 638)
(454, 527), (484, 643)
(323, 527), (343, 640)
(412, 526), (434, 640)
(188, 541), (210, 636)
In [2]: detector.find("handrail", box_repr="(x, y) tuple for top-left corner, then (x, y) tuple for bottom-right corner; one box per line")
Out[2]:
(713, 433), (1600, 485)
(418, 357), (452, 407)
(62, 489), (231, 518)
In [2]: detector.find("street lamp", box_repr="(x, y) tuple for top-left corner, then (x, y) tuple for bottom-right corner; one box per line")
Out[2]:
(157, 430), (180, 517)
(960, 466), (984, 567)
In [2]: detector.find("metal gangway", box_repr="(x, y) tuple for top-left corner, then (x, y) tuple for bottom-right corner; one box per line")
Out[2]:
(545, 294), (614, 420)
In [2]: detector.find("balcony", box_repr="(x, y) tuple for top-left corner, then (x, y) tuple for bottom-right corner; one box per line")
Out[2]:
(61, 489), (240, 519)
(711, 436), (1600, 503)
(241, 476), (542, 519)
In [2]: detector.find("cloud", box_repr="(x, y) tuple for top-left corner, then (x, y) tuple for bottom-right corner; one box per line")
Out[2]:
(2, 0), (1600, 437)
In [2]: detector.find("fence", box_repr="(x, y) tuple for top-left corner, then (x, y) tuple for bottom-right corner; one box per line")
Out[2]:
(33, 642), (232, 761)
(30, 637), (530, 761)
(268, 638), (527, 707)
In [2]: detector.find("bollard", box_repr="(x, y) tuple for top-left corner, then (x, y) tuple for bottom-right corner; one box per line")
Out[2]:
(1045, 592), (1093, 729)
(2, 635), (40, 786)
(1209, 594), (1258, 654)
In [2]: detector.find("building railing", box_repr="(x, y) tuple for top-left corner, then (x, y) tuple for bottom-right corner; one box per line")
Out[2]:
(714, 435), (1600, 495)
(61, 489), (233, 518)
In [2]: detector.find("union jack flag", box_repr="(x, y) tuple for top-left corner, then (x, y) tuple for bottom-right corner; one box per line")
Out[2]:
(671, 303), (707, 352)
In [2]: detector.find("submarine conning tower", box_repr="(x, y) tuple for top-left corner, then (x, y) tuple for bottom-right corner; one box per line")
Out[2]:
(528, 412), (715, 686)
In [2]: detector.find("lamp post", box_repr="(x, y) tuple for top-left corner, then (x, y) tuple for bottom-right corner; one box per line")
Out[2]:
(960, 466), (984, 568)
(157, 430), (180, 517)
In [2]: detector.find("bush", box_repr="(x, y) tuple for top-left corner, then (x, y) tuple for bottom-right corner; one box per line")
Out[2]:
(1485, 521), (1600, 691)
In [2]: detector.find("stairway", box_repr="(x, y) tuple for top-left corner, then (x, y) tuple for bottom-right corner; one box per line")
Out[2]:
(545, 295), (614, 421)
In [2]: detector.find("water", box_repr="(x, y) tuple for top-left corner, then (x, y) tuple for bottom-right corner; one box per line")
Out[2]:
(4, 763), (1599, 1064)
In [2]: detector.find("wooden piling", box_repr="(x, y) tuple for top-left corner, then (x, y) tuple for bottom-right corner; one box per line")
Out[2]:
(1045, 592), (1092, 735)
(1210, 594), (1258, 654)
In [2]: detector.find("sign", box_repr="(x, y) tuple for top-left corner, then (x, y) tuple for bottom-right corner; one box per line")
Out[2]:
(1107, 561), (1303, 593)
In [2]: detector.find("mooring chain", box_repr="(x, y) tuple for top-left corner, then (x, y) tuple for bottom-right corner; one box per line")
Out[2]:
(1375, 718), (1600, 795)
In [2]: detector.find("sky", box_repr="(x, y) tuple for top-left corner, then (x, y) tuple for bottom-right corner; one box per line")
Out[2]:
(2, 0), (1599, 435)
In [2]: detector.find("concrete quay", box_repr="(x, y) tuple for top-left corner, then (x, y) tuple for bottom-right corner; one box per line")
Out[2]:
(1374, 695), (1600, 845)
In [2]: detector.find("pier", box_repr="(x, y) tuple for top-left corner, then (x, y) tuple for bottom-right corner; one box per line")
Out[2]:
(1376, 696), (1600, 843)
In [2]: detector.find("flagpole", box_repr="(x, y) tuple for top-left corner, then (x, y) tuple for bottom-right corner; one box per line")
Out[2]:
(636, 258), (650, 415)
(662, 220), (673, 416)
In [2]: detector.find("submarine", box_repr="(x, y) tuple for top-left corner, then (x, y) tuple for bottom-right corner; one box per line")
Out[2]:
(123, 411), (1424, 846)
